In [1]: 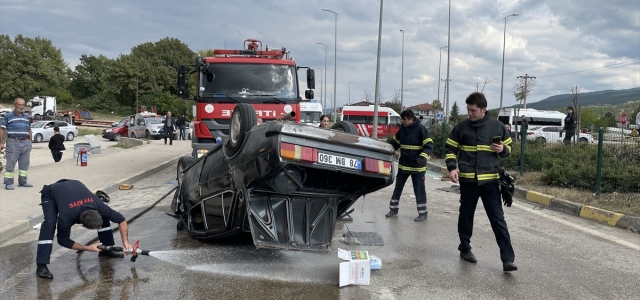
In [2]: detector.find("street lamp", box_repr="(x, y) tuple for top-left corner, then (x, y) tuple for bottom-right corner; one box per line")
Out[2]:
(400, 29), (405, 111)
(315, 68), (323, 105)
(445, 0), (451, 122)
(322, 8), (338, 122)
(372, 0), (384, 138)
(316, 42), (328, 111)
(348, 81), (354, 105)
(378, 69), (386, 102)
(499, 13), (520, 112)
(437, 46), (447, 114)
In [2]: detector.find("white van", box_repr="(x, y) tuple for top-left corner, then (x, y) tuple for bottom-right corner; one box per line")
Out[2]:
(299, 101), (323, 127)
(498, 108), (566, 137)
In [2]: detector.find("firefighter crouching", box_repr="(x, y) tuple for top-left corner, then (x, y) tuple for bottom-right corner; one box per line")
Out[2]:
(445, 92), (517, 272)
(385, 109), (434, 222)
(36, 179), (132, 279)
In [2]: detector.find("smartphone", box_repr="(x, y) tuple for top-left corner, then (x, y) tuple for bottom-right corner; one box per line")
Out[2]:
(492, 136), (501, 144)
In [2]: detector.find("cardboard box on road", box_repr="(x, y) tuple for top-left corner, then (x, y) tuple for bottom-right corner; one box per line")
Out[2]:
(338, 248), (371, 287)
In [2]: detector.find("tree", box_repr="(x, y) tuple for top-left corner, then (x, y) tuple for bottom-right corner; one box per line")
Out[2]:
(489, 110), (499, 119)
(383, 89), (402, 114)
(449, 101), (460, 123)
(602, 112), (617, 127)
(0, 34), (70, 101)
(363, 90), (372, 102)
(69, 54), (113, 100)
(512, 76), (536, 107)
(431, 99), (442, 112)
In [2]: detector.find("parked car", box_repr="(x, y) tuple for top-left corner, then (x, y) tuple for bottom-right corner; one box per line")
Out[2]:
(526, 126), (594, 143)
(102, 116), (131, 141)
(30, 121), (78, 143)
(127, 112), (164, 139)
(171, 104), (395, 251)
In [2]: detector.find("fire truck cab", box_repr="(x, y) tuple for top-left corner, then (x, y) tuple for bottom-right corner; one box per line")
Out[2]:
(177, 39), (316, 158)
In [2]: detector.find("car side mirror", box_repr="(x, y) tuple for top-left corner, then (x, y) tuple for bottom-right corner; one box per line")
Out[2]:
(305, 90), (314, 100)
(306, 69), (315, 89)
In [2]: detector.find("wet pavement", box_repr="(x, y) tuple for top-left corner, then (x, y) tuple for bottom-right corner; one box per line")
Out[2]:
(1, 168), (640, 299)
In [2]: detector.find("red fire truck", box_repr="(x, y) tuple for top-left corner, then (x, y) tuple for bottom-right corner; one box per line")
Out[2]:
(177, 39), (315, 158)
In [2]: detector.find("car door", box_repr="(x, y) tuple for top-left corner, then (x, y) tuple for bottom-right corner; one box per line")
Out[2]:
(42, 121), (56, 141)
(55, 122), (69, 137)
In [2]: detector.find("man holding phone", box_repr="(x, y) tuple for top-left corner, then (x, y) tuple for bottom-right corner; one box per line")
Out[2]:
(444, 92), (517, 272)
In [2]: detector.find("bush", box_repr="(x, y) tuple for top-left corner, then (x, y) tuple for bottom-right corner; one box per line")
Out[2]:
(428, 123), (452, 159)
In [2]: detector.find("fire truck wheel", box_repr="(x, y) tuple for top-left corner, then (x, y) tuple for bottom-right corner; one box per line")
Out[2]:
(229, 103), (257, 154)
(330, 121), (359, 135)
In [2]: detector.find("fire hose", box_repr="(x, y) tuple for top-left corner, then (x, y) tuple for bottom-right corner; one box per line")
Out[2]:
(97, 240), (150, 262)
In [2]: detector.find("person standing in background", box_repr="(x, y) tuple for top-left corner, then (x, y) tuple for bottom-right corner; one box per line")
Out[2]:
(48, 127), (66, 163)
(0, 98), (33, 190)
(177, 114), (187, 141)
(163, 111), (176, 145)
(559, 106), (575, 145)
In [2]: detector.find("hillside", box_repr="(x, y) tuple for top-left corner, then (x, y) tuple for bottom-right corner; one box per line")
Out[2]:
(509, 87), (640, 111)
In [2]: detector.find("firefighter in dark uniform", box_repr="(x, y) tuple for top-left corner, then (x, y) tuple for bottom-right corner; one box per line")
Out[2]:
(445, 92), (518, 272)
(385, 109), (434, 222)
(36, 179), (132, 279)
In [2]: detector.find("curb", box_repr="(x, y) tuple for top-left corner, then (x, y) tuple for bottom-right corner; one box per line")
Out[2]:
(0, 154), (185, 246)
(426, 162), (640, 235)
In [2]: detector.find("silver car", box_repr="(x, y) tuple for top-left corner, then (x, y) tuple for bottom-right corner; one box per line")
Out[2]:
(31, 121), (79, 143)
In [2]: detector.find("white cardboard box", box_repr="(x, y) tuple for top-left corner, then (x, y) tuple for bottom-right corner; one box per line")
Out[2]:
(338, 248), (371, 287)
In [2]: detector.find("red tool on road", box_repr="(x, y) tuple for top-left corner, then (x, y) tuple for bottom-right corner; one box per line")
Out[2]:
(97, 240), (150, 262)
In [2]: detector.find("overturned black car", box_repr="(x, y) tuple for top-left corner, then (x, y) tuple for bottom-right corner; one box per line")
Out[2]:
(171, 103), (395, 251)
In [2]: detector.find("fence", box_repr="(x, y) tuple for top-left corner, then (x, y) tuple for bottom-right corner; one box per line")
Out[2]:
(429, 123), (640, 196)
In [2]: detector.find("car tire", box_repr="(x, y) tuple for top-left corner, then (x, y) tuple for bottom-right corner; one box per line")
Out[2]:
(177, 156), (195, 182)
(34, 134), (43, 143)
(66, 132), (75, 141)
(535, 137), (546, 143)
(229, 103), (257, 154)
(579, 137), (588, 143)
(145, 130), (151, 140)
(114, 133), (121, 141)
(331, 121), (359, 135)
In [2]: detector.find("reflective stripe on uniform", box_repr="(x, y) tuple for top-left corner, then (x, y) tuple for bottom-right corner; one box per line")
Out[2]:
(19, 170), (27, 176)
(38, 240), (53, 244)
(446, 154), (457, 160)
(459, 172), (475, 179)
(398, 164), (427, 172)
(417, 203), (426, 208)
(422, 138), (433, 145)
(420, 152), (429, 159)
(477, 173), (500, 181)
(4, 172), (14, 179)
(400, 145), (422, 150)
(97, 227), (112, 232)
(389, 199), (399, 209)
(446, 138), (459, 148)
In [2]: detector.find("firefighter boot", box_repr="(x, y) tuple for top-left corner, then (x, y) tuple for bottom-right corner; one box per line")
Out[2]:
(99, 249), (124, 258)
(385, 210), (398, 218)
(36, 264), (53, 279)
(503, 262), (518, 272)
(460, 250), (477, 263)
(414, 212), (428, 222)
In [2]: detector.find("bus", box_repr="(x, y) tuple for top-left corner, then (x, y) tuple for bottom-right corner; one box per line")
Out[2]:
(498, 108), (566, 138)
(341, 105), (401, 138)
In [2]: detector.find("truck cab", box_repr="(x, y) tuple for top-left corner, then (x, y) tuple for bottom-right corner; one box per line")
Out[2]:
(176, 38), (316, 158)
(27, 96), (57, 120)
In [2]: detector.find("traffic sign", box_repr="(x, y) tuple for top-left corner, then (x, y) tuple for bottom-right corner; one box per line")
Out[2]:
(621, 113), (627, 125)
(437, 113), (443, 120)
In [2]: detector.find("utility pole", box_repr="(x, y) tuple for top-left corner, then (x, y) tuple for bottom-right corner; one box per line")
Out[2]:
(136, 79), (139, 113)
(517, 74), (535, 109)
(372, 0), (384, 138)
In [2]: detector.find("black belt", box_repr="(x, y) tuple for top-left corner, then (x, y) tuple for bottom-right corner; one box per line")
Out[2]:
(7, 136), (29, 140)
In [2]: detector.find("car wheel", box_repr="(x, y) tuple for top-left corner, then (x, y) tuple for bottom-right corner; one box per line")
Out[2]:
(579, 137), (588, 143)
(66, 132), (75, 141)
(229, 103), (257, 154)
(535, 137), (546, 143)
(113, 133), (121, 141)
(34, 134), (43, 143)
(33, 115), (42, 121)
(331, 121), (359, 135)
(176, 156), (195, 182)
(145, 130), (151, 140)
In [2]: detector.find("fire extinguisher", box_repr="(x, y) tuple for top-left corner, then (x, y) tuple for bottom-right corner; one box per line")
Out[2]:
(77, 147), (88, 166)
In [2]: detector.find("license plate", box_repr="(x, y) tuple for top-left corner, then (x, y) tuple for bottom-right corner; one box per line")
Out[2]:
(317, 153), (361, 170)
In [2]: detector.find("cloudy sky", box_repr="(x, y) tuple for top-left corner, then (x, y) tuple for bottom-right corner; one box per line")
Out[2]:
(1, 0), (639, 111)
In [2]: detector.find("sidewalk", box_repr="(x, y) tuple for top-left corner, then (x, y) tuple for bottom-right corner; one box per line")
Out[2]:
(0, 139), (191, 244)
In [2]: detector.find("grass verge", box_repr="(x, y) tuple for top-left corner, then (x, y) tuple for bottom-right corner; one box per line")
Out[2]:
(77, 128), (105, 136)
(515, 172), (640, 217)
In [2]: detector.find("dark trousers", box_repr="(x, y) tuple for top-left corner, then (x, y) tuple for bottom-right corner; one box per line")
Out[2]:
(179, 125), (186, 140)
(51, 151), (63, 162)
(458, 181), (515, 263)
(388, 170), (427, 214)
(164, 127), (174, 145)
(563, 130), (575, 145)
(36, 198), (116, 265)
